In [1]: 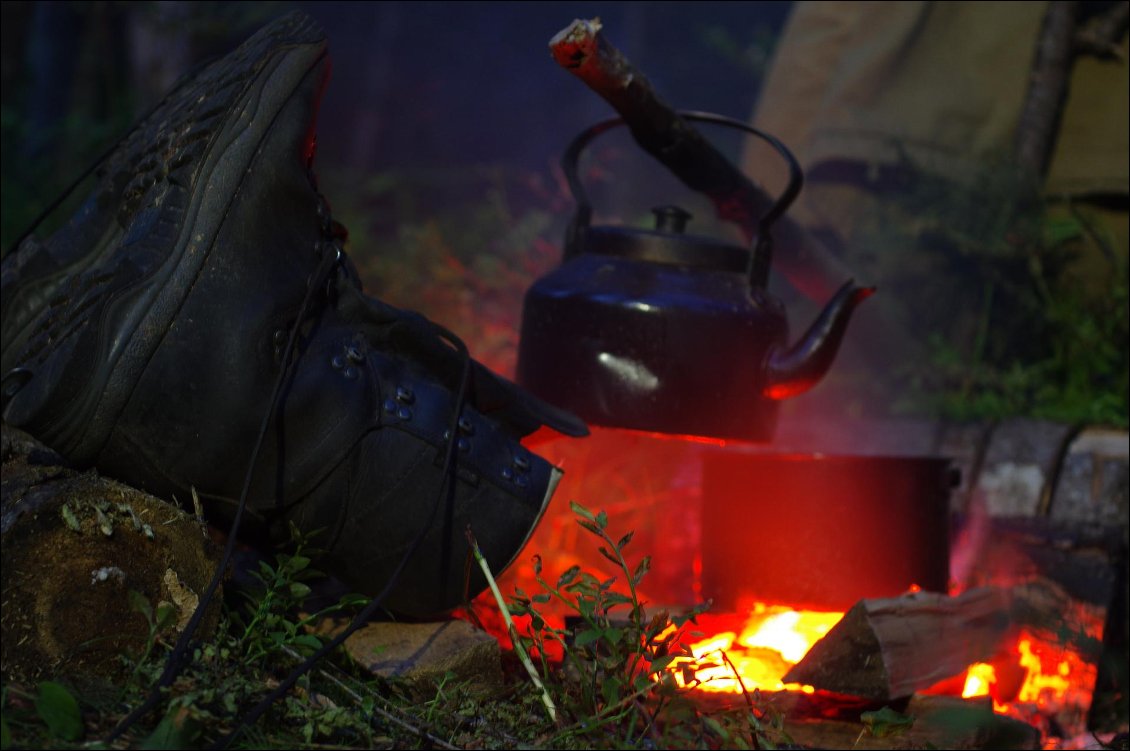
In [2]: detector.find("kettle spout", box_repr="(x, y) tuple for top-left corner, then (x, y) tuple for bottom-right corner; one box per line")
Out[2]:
(764, 280), (875, 400)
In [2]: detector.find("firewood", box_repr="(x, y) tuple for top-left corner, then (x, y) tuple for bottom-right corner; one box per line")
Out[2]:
(1, 425), (221, 683)
(782, 587), (1012, 701)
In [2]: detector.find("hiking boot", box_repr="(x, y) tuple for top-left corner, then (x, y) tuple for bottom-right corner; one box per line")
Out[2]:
(1, 12), (587, 617)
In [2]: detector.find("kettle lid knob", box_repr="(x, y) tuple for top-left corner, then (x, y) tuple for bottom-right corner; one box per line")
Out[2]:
(651, 205), (692, 234)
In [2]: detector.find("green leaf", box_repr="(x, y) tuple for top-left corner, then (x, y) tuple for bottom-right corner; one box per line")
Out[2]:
(34, 682), (83, 741)
(603, 592), (634, 608)
(861, 706), (916, 737)
(556, 565), (581, 588)
(128, 589), (153, 623)
(573, 627), (604, 648)
(2, 713), (12, 749)
(702, 715), (726, 738)
(290, 634), (324, 654)
(649, 654), (677, 674)
(140, 707), (202, 749)
(595, 510), (608, 529)
(289, 582), (312, 601)
(597, 546), (620, 566)
(632, 556), (652, 586)
(282, 554), (311, 575)
(576, 520), (603, 538)
(601, 677), (622, 707)
(616, 530), (635, 549)
(569, 501), (596, 521)
(155, 602), (178, 632)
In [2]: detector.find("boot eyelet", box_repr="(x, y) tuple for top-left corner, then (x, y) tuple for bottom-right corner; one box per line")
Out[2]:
(345, 345), (364, 363)
(396, 406), (412, 420)
(383, 399), (398, 415)
(342, 367), (358, 380)
(457, 416), (474, 435)
(395, 386), (414, 404)
(331, 355), (345, 369)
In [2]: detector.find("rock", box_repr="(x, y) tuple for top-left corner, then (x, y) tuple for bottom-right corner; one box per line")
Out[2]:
(1, 424), (222, 682)
(781, 694), (1041, 750)
(974, 419), (1077, 517)
(1050, 427), (1129, 531)
(313, 617), (503, 691)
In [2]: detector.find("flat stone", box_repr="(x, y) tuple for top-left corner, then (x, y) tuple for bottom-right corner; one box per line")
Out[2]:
(780, 694), (1040, 750)
(1050, 427), (1129, 531)
(975, 419), (1076, 517)
(330, 619), (503, 690)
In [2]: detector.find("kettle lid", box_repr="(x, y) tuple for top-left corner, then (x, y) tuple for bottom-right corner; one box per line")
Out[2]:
(583, 205), (749, 271)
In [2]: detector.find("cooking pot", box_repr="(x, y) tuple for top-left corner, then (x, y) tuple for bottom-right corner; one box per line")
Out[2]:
(699, 451), (955, 611)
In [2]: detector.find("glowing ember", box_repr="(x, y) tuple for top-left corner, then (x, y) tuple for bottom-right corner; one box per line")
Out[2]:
(676, 604), (843, 693)
(959, 629), (1097, 724)
(962, 662), (997, 701)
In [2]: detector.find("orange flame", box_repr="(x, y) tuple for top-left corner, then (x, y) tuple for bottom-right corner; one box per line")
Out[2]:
(959, 630), (1096, 721)
(675, 603), (844, 693)
(674, 601), (1093, 732)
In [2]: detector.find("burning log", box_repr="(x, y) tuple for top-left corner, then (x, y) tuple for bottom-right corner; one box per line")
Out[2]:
(782, 587), (1012, 701)
(547, 18), (856, 301)
(784, 574), (1111, 732)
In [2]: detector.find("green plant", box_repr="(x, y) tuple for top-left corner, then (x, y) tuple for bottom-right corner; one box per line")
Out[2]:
(230, 522), (367, 664)
(901, 220), (1129, 427)
(123, 590), (178, 691)
(848, 152), (1130, 427)
(505, 502), (780, 749)
(0, 681), (85, 747)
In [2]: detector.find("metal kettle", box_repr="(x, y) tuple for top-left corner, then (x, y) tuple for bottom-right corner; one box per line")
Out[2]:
(516, 112), (873, 442)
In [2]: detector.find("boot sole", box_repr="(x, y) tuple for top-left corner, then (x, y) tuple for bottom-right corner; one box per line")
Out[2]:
(3, 14), (327, 462)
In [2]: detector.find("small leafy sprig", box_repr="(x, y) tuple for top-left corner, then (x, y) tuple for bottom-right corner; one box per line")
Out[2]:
(232, 522), (366, 663)
(506, 502), (716, 747)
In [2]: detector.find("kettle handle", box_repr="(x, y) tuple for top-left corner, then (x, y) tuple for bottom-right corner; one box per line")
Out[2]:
(561, 111), (803, 288)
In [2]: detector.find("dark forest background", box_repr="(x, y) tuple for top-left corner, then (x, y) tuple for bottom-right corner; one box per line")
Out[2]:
(1, 1), (791, 376)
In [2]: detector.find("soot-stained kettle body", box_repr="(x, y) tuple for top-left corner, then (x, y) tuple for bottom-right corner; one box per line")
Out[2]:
(517, 112), (874, 442)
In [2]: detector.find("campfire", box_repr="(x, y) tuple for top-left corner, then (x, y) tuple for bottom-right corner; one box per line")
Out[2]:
(476, 425), (1122, 749)
(487, 19), (1127, 748)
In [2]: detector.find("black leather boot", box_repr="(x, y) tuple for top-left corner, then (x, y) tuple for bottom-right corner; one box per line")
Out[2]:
(1, 12), (586, 617)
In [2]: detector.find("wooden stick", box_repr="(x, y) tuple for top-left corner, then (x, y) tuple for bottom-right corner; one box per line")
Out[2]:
(548, 18), (858, 301)
(466, 527), (558, 723)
